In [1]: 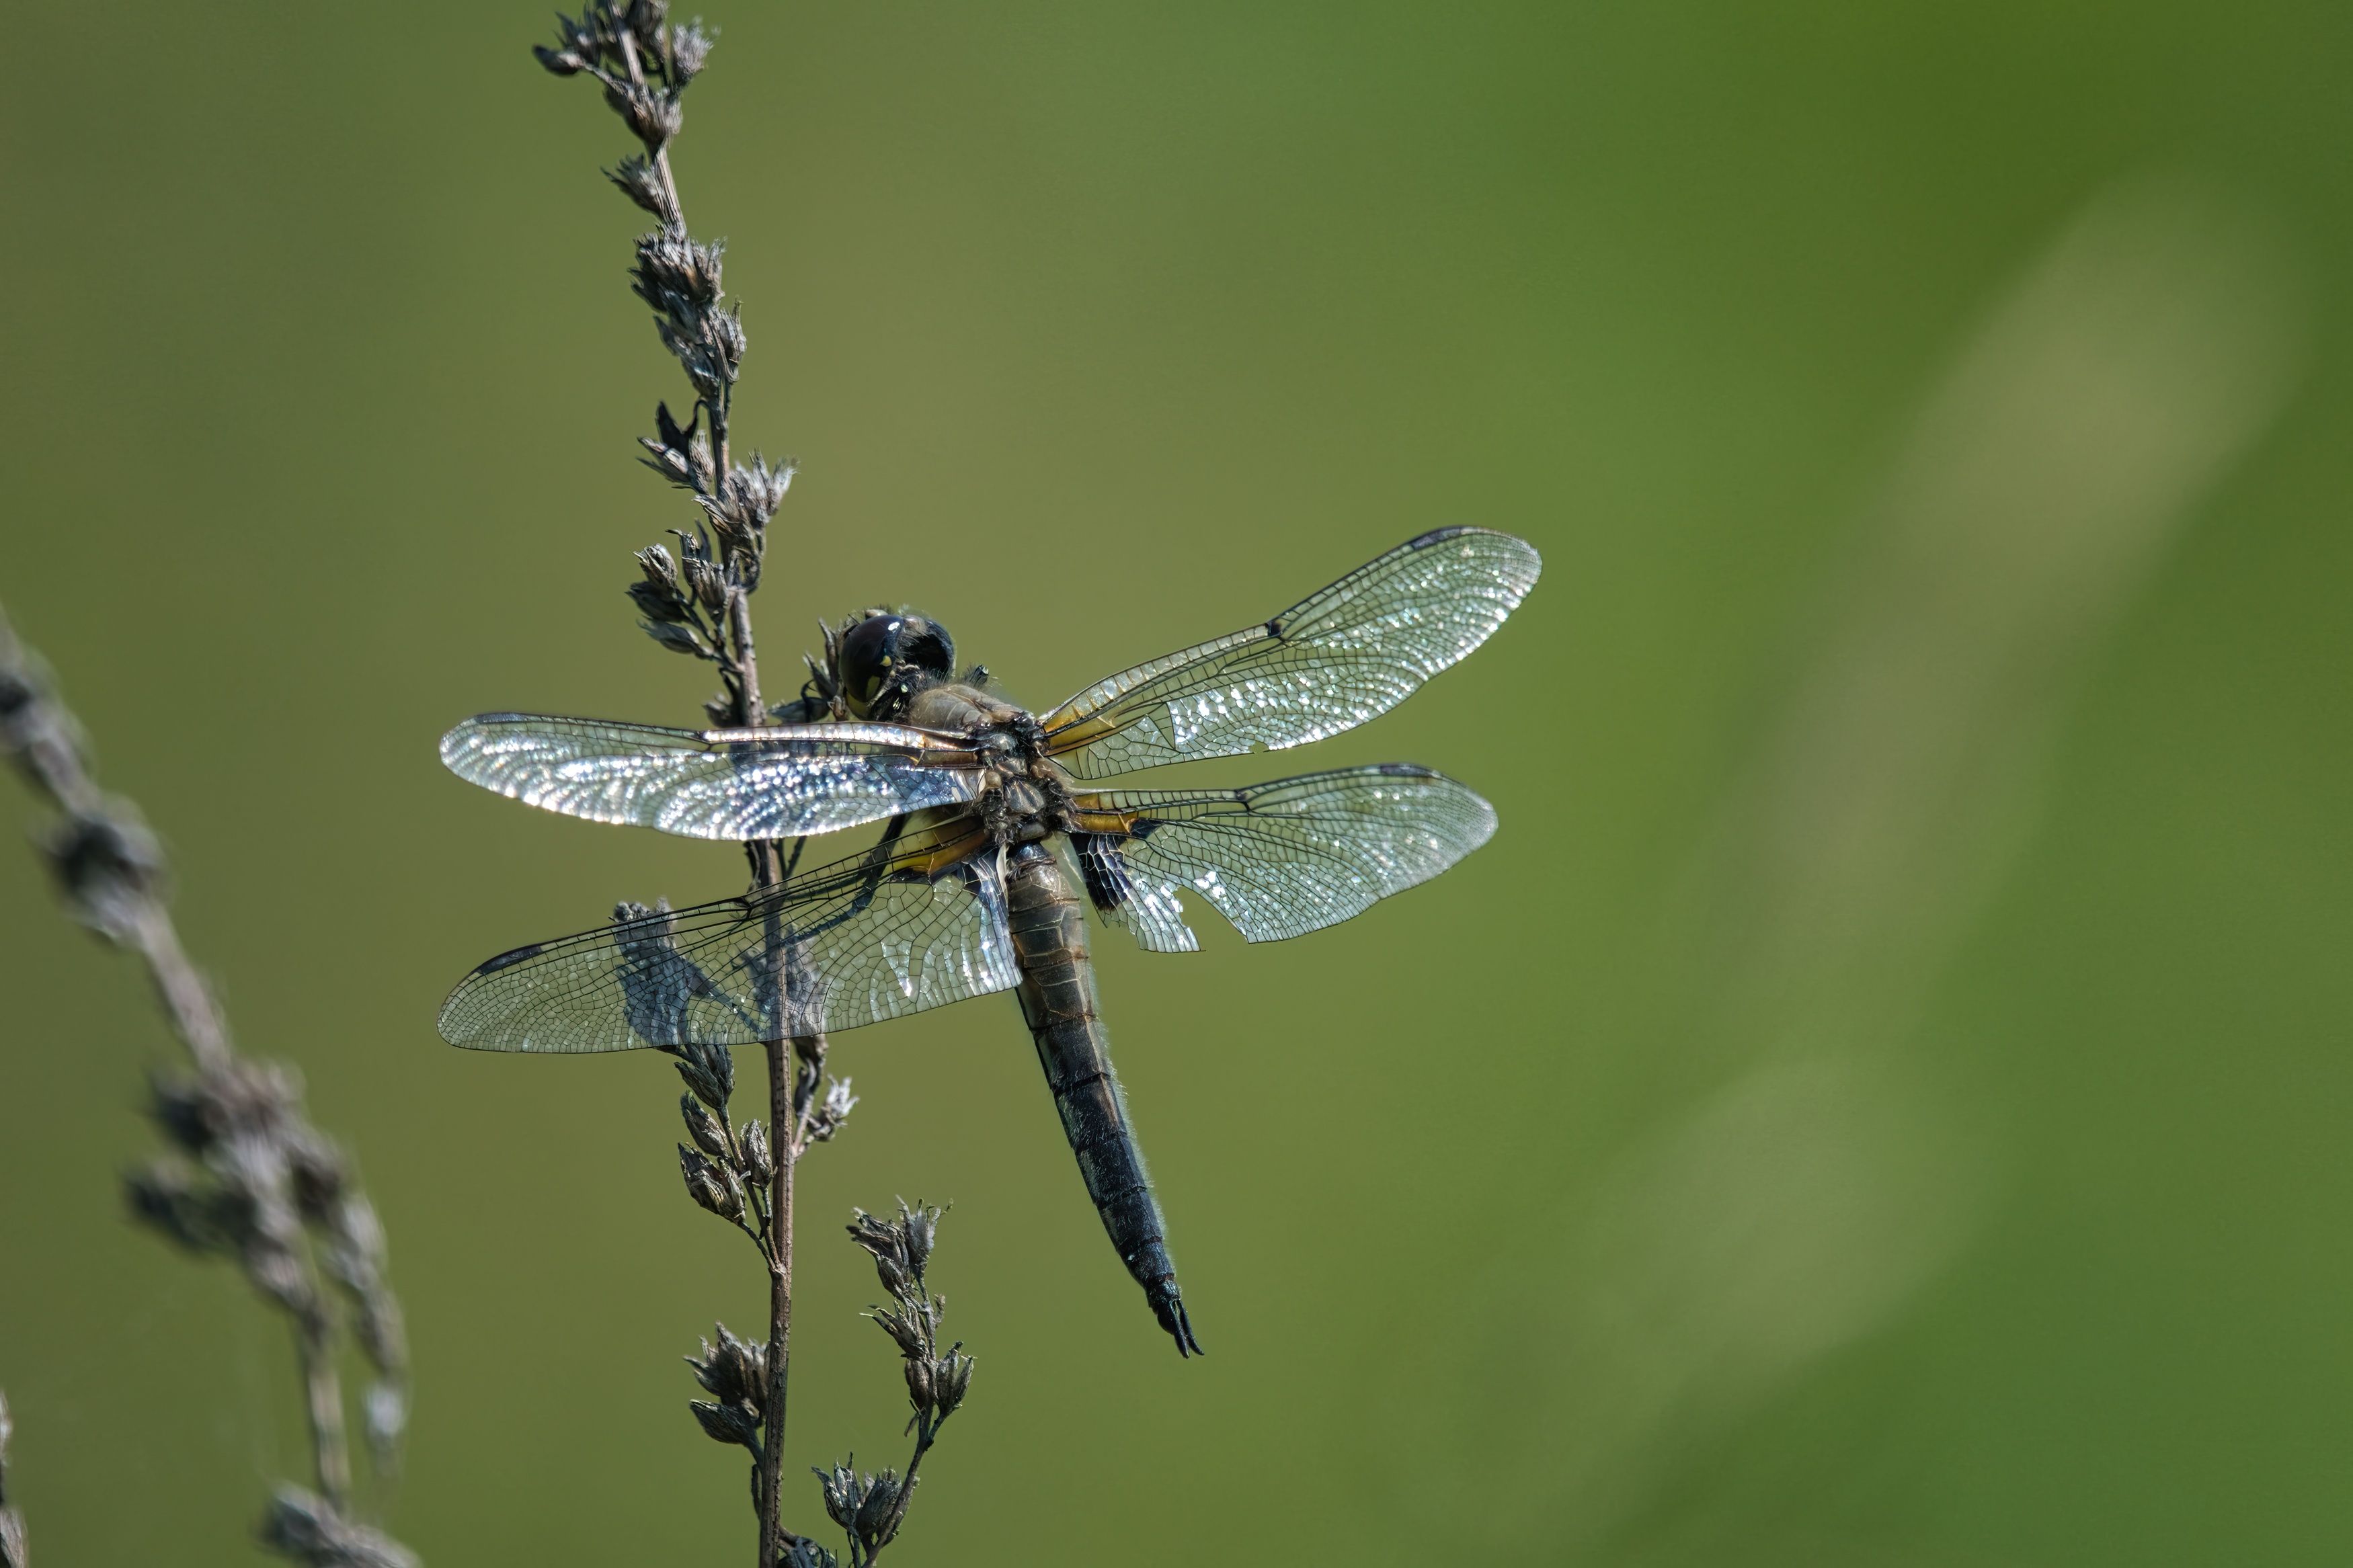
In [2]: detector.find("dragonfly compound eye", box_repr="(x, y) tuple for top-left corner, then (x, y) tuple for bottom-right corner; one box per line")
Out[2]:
(839, 612), (957, 716)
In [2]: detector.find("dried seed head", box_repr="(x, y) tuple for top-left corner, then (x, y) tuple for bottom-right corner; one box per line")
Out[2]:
(658, 1034), (734, 1112)
(684, 552), (728, 614)
(670, 20), (714, 81)
(632, 231), (723, 314)
(680, 1094), (730, 1161)
(808, 1076), (859, 1141)
(261, 1487), (420, 1568)
(686, 1321), (768, 1410)
(899, 1199), (939, 1280)
(932, 1348), (975, 1419)
(902, 1354), (934, 1411)
(677, 1145), (740, 1221)
(45, 809), (165, 941)
(727, 453), (795, 524)
(688, 1397), (760, 1448)
(627, 0), (669, 50)
(781, 1536), (838, 1568)
(636, 542), (680, 591)
(853, 1469), (904, 1547)
(641, 618), (715, 658)
(605, 153), (672, 218)
(606, 79), (684, 149)
(627, 577), (692, 624)
(740, 1116), (774, 1186)
(815, 1461), (865, 1530)
(867, 1301), (927, 1360)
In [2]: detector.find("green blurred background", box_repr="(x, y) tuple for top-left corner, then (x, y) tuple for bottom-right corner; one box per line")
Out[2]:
(4, 2), (2351, 1563)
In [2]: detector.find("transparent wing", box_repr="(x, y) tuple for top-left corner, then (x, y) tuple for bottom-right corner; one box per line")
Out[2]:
(440, 713), (985, 841)
(1068, 764), (1497, 951)
(1039, 528), (1541, 780)
(436, 817), (1016, 1052)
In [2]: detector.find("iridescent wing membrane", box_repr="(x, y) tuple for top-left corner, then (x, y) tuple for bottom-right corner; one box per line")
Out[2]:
(440, 714), (983, 841)
(1070, 765), (1497, 954)
(437, 528), (1538, 1049)
(439, 818), (1016, 1053)
(1038, 528), (1542, 780)
(442, 764), (1499, 1051)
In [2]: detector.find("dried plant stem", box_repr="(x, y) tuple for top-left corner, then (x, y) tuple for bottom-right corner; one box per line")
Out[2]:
(0, 608), (411, 1563)
(298, 1311), (352, 1509)
(760, 1034), (796, 1565)
(0, 1389), (25, 1568)
(126, 904), (231, 1074)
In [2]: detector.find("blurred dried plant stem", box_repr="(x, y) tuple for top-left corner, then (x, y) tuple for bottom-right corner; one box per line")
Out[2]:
(0, 610), (413, 1567)
(0, 1391), (24, 1568)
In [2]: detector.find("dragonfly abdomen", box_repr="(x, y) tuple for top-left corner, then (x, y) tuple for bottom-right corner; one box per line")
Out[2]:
(1002, 840), (1201, 1357)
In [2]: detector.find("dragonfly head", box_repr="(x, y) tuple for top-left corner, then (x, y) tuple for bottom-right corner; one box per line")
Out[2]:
(839, 608), (956, 719)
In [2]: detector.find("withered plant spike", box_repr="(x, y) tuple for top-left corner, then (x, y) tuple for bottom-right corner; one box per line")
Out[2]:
(0, 610), (411, 1559)
(0, 1390), (24, 1568)
(528, 4), (869, 1561)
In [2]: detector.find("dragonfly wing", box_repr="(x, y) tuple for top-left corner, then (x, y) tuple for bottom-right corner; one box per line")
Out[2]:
(1068, 764), (1497, 948)
(1039, 528), (1541, 780)
(440, 714), (984, 840)
(436, 817), (1018, 1051)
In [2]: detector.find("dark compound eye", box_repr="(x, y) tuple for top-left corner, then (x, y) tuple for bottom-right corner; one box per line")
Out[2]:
(838, 614), (902, 713)
(838, 612), (956, 716)
(895, 615), (955, 679)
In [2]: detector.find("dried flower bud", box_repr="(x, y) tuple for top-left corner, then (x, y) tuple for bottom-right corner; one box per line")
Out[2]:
(740, 1117), (774, 1186)
(627, 0), (669, 50)
(684, 552), (728, 614)
(632, 231), (723, 313)
(637, 401), (713, 491)
(688, 1397), (760, 1448)
(854, 1469), (904, 1546)
(627, 578), (691, 625)
(900, 1200), (938, 1280)
(781, 1536), (838, 1568)
(727, 453), (795, 524)
(816, 1461), (865, 1530)
(606, 79), (684, 149)
(671, 21), (714, 81)
(686, 1321), (768, 1411)
(262, 1487), (419, 1568)
(680, 1094), (729, 1161)
(637, 541), (679, 589)
(660, 1036), (734, 1112)
(807, 1077), (858, 1142)
(605, 153), (671, 218)
(678, 1145), (740, 1221)
(641, 619), (714, 658)
(45, 809), (164, 941)
(847, 1207), (906, 1270)
(902, 1355), (934, 1411)
(867, 1301), (927, 1360)
(931, 1348), (975, 1419)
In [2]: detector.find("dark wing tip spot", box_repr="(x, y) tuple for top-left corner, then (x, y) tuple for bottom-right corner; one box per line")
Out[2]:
(473, 942), (547, 975)
(1402, 526), (1476, 550)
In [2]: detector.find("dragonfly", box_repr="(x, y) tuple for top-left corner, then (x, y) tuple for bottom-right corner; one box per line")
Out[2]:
(435, 527), (1542, 1355)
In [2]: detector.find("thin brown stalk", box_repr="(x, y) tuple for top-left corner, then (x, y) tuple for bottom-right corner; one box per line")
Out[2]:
(0, 608), (410, 1560)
